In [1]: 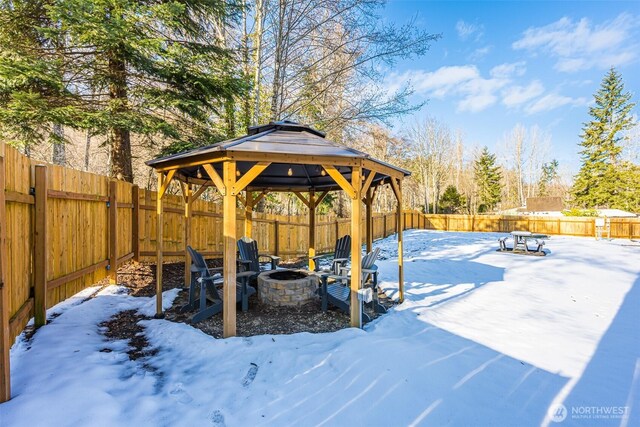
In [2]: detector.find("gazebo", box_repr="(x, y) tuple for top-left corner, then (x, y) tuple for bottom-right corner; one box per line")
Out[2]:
(146, 121), (409, 337)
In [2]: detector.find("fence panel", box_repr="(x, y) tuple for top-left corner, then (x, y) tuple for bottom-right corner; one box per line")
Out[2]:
(4, 145), (33, 338)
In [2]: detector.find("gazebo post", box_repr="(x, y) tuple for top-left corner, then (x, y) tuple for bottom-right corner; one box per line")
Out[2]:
(308, 190), (316, 271)
(365, 187), (373, 253)
(155, 170), (175, 317)
(244, 191), (253, 238)
(222, 161), (238, 337)
(350, 167), (363, 327)
(183, 183), (192, 287)
(390, 177), (404, 303)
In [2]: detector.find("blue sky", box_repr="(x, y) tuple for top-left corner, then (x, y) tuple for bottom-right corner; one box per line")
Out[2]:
(382, 1), (640, 172)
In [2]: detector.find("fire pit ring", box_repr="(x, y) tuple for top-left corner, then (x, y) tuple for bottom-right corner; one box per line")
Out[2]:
(257, 269), (319, 307)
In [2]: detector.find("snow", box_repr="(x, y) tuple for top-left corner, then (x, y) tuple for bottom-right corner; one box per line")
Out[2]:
(1, 230), (639, 426)
(597, 209), (637, 218)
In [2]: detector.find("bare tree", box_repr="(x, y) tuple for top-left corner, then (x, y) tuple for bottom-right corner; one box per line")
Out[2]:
(407, 117), (453, 213)
(51, 124), (66, 166)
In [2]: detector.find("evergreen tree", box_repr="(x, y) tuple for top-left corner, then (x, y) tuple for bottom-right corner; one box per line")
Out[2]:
(0, 0), (246, 182)
(474, 147), (502, 213)
(538, 159), (559, 196)
(571, 68), (636, 208)
(0, 0), (83, 151)
(439, 185), (465, 214)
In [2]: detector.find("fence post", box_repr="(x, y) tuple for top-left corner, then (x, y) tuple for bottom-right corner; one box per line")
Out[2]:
(34, 165), (47, 328)
(335, 218), (339, 240)
(108, 181), (118, 284)
(132, 185), (140, 261)
(0, 153), (11, 402)
(383, 213), (387, 237)
(274, 220), (280, 256)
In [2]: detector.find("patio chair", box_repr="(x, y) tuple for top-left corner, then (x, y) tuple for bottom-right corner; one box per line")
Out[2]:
(237, 237), (280, 278)
(320, 247), (385, 323)
(180, 246), (256, 323)
(311, 234), (351, 274)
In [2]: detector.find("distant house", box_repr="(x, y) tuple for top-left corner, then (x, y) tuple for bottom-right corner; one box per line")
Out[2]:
(524, 197), (564, 213)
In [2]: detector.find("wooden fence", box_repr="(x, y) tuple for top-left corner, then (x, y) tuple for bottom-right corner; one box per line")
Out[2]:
(402, 212), (640, 239)
(1, 141), (639, 401)
(0, 143), (400, 363)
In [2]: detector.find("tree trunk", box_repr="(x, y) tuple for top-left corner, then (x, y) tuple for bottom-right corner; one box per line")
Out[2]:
(270, 0), (287, 121)
(84, 130), (91, 171)
(252, 0), (264, 125)
(51, 124), (66, 166)
(241, 1), (251, 132)
(107, 50), (133, 182)
(225, 99), (236, 136)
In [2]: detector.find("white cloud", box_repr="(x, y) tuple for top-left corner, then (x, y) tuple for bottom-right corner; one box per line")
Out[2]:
(512, 13), (639, 72)
(456, 20), (484, 41)
(387, 65), (511, 113)
(502, 80), (545, 107)
(525, 93), (587, 114)
(490, 61), (527, 78)
(408, 65), (480, 97)
(469, 46), (492, 61)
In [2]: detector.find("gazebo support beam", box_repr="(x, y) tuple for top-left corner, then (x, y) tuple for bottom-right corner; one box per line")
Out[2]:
(292, 191), (309, 208)
(223, 161), (237, 337)
(181, 183), (192, 287)
(203, 164), (225, 194)
(192, 183), (209, 201)
(322, 165), (356, 198)
(350, 167), (363, 327)
(232, 162), (271, 195)
(365, 187), (373, 254)
(390, 178), (404, 303)
(244, 191), (253, 238)
(308, 191), (316, 271)
(155, 171), (174, 317)
(316, 190), (329, 205)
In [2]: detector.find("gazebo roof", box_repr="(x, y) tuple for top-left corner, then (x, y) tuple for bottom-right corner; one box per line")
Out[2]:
(146, 121), (410, 192)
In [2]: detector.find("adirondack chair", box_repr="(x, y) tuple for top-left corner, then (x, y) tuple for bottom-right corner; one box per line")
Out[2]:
(180, 246), (256, 323)
(311, 235), (351, 275)
(237, 237), (280, 278)
(320, 247), (384, 323)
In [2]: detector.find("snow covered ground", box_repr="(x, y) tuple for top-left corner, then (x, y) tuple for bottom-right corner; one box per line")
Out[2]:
(1, 230), (639, 427)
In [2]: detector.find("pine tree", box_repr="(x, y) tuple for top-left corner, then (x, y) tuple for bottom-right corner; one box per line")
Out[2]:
(439, 185), (465, 214)
(571, 68), (636, 208)
(0, 0), (83, 150)
(1, 0), (246, 182)
(474, 147), (502, 213)
(538, 159), (559, 196)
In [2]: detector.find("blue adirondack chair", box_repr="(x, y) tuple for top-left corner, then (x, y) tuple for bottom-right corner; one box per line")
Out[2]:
(180, 246), (256, 323)
(311, 234), (351, 274)
(320, 247), (385, 323)
(237, 237), (280, 278)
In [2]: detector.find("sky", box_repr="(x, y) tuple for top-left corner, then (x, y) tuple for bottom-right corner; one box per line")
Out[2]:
(381, 0), (640, 173)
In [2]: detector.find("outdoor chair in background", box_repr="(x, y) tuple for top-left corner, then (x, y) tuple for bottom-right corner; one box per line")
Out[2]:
(180, 246), (255, 323)
(319, 247), (385, 323)
(311, 234), (351, 274)
(237, 237), (281, 279)
(595, 217), (610, 240)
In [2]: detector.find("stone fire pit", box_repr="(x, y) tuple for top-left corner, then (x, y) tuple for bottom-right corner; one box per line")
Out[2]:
(257, 270), (319, 307)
